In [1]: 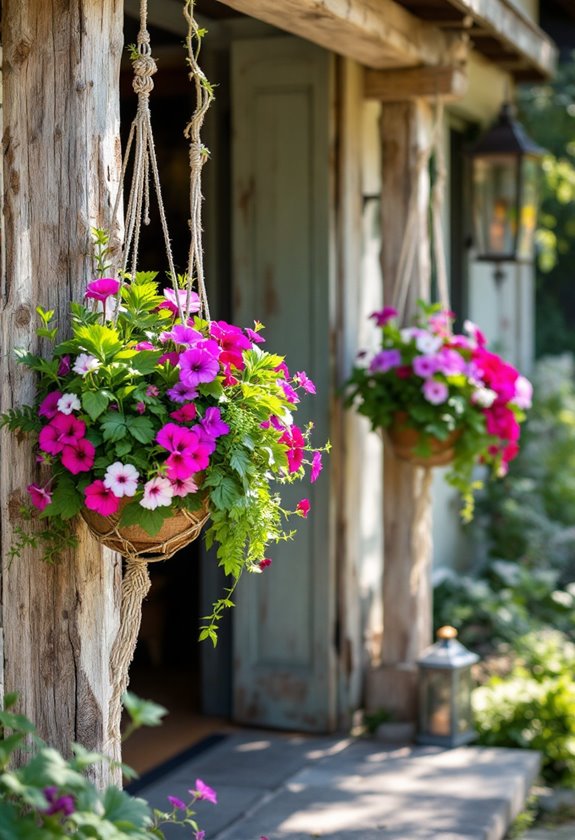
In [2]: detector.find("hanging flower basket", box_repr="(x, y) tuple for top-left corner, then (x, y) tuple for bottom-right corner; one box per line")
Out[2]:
(345, 302), (532, 520)
(385, 411), (461, 467)
(81, 495), (210, 560)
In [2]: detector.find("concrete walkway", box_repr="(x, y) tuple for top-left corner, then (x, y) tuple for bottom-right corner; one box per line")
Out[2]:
(133, 731), (540, 839)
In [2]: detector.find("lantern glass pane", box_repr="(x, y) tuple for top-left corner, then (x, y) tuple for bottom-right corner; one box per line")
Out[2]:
(473, 155), (519, 259)
(517, 156), (539, 262)
(456, 669), (474, 734)
(424, 670), (452, 737)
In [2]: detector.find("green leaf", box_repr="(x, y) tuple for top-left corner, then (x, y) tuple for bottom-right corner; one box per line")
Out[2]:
(118, 502), (171, 535)
(100, 413), (128, 442)
(198, 379), (224, 399)
(127, 416), (156, 444)
(101, 785), (153, 829)
(210, 477), (242, 511)
(122, 692), (167, 729)
(44, 476), (83, 520)
(74, 324), (123, 362)
(115, 440), (133, 458)
(82, 390), (110, 421)
(124, 350), (164, 375)
(229, 448), (252, 478)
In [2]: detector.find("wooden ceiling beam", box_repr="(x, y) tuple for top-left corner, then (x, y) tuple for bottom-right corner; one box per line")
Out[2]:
(215, 0), (462, 70)
(365, 64), (468, 101)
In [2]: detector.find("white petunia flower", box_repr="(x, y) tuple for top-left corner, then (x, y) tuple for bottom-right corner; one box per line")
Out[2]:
(415, 331), (443, 355)
(56, 393), (81, 415)
(472, 387), (498, 408)
(73, 353), (101, 376)
(103, 462), (140, 498)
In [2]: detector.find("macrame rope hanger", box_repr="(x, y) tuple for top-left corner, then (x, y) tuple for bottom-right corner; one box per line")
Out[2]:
(111, 0), (212, 324)
(106, 0), (213, 746)
(390, 98), (451, 322)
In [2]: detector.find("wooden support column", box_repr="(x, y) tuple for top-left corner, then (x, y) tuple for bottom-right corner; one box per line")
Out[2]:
(1, 0), (123, 784)
(366, 100), (434, 722)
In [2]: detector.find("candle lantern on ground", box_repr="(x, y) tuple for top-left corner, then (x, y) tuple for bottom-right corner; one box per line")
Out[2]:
(417, 625), (479, 748)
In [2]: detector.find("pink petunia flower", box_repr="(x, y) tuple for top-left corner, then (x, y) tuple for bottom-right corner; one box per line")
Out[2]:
(135, 402), (146, 415)
(296, 499), (310, 518)
(422, 379), (449, 405)
(38, 391), (63, 420)
(103, 462), (139, 498)
(140, 476), (174, 510)
(156, 423), (199, 455)
(158, 288), (201, 316)
(38, 414), (85, 455)
(84, 278), (121, 303)
(161, 325), (203, 345)
(192, 779), (218, 805)
(146, 385), (160, 397)
(195, 833), (206, 840)
(61, 438), (96, 474)
(27, 483), (52, 511)
(281, 381), (300, 404)
(514, 375), (533, 410)
(165, 451), (204, 481)
(135, 341), (154, 351)
(245, 327), (265, 344)
(170, 476), (199, 497)
(210, 321), (251, 371)
(279, 425), (305, 473)
(84, 480), (120, 517)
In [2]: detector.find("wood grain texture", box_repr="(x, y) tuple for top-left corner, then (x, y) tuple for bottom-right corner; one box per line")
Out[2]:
(365, 66), (468, 101)
(1, 0), (123, 785)
(378, 100), (434, 721)
(216, 0), (455, 70)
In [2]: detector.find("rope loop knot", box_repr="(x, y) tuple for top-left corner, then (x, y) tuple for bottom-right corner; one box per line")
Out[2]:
(132, 54), (157, 96)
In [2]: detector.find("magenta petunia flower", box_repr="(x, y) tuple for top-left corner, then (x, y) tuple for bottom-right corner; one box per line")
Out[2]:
(135, 341), (154, 351)
(57, 356), (71, 376)
(61, 438), (96, 474)
(245, 327), (265, 344)
(200, 408), (230, 440)
(370, 307), (398, 327)
(158, 351), (180, 367)
(146, 385), (160, 397)
(170, 403), (197, 423)
(279, 425), (305, 473)
(369, 349), (401, 374)
(51, 413), (86, 444)
(167, 382), (199, 404)
(38, 391), (63, 420)
(258, 558), (272, 570)
(311, 451), (323, 483)
(84, 480), (120, 517)
(435, 348), (466, 376)
(165, 451), (202, 481)
(413, 355), (439, 379)
(27, 483), (52, 511)
(195, 833), (206, 840)
(280, 381), (300, 404)
(43, 786), (75, 817)
(296, 499), (310, 518)
(192, 780), (218, 804)
(156, 423), (199, 455)
(135, 402), (146, 415)
(422, 379), (449, 405)
(162, 325), (203, 345)
(85, 278), (121, 303)
(294, 371), (316, 394)
(179, 347), (220, 388)
(168, 795), (186, 811)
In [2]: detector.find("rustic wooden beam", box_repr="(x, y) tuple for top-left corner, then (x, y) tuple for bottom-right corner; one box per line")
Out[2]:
(216, 0), (458, 70)
(1, 0), (123, 785)
(446, 0), (557, 78)
(365, 65), (468, 102)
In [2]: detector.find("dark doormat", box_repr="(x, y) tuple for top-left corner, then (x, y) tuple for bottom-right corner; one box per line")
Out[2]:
(126, 733), (229, 794)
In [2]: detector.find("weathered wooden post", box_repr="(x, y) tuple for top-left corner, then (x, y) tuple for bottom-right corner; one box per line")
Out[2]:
(378, 99), (434, 720)
(0, 0), (123, 783)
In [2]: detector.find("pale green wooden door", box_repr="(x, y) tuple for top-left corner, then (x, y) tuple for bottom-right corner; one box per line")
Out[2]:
(231, 38), (336, 732)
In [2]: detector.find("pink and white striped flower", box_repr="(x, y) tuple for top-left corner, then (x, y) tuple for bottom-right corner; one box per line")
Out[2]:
(140, 476), (174, 510)
(103, 462), (140, 498)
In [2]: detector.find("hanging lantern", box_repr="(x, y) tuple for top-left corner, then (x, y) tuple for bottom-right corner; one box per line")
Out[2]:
(469, 102), (545, 264)
(417, 626), (479, 748)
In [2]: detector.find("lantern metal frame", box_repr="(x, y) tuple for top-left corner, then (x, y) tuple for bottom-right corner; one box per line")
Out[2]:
(469, 102), (545, 266)
(417, 626), (479, 749)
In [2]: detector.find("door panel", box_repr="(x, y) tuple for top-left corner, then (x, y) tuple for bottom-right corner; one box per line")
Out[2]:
(231, 37), (335, 732)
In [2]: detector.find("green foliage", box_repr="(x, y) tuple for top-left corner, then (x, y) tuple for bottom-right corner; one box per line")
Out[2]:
(474, 631), (575, 786)
(0, 693), (214, 838)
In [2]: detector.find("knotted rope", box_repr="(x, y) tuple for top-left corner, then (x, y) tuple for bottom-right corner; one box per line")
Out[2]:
(105, 0), (214, 745)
